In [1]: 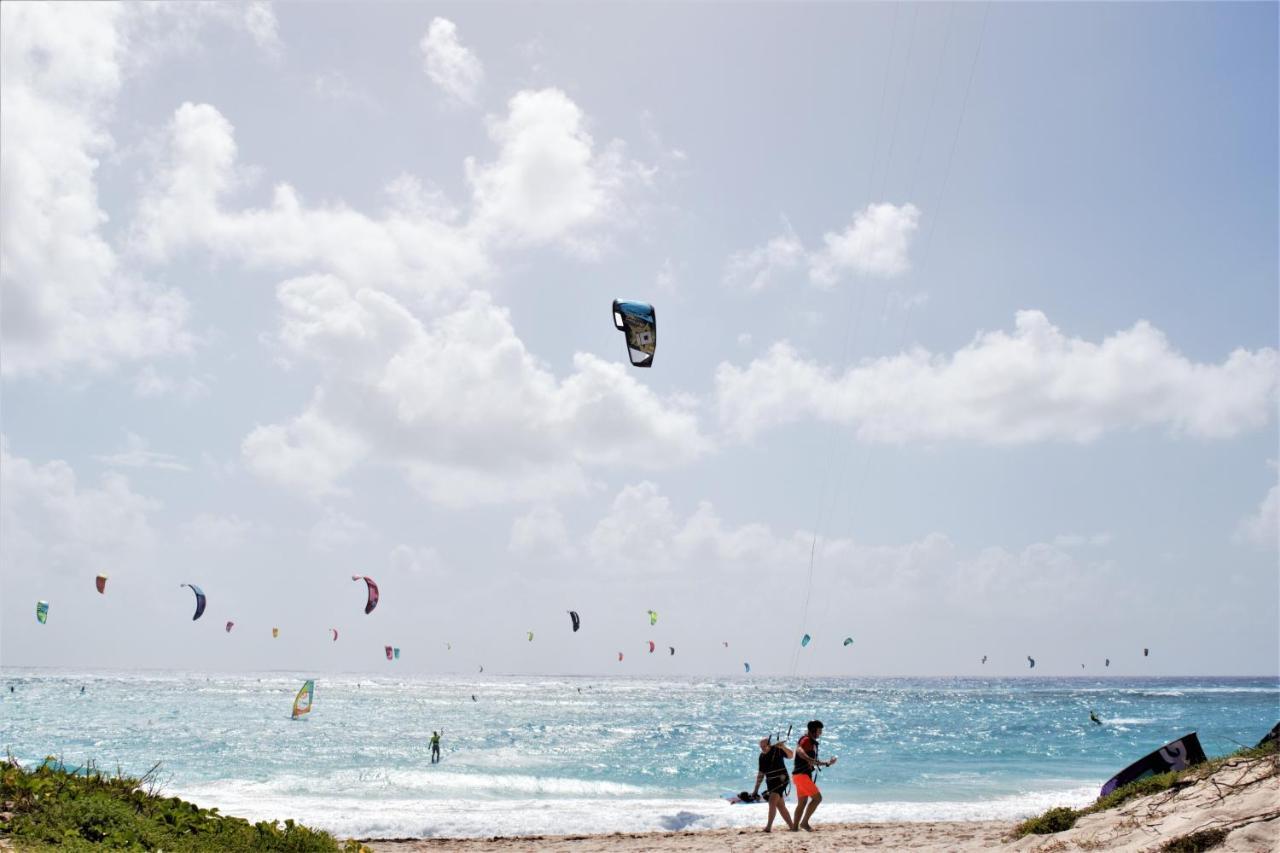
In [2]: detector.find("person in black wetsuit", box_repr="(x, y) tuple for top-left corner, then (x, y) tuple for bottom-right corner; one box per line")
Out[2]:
(749, 737), (795, 832)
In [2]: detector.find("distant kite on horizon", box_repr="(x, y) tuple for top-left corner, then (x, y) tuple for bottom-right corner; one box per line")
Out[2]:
(982, 655), (988, 665)
(225, 621), (235, 633)
(1027, 656), (1036, 669)
(95, 574), (107, 594)
(647, 610), (658, 626)
(330, 628), (339, 642)
(569, 611), (580, 632)
(36, 601), (49, 624)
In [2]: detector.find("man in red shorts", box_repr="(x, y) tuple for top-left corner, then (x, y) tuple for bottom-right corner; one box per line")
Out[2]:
(791, 720), (837, 831)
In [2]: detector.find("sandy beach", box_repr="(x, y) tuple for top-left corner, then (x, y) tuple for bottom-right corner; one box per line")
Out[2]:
(366, 754), (1279, 852)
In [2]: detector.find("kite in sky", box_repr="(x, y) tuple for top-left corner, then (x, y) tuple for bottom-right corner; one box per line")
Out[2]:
(612, 300), (656, 368)
(352, 576), (379, 614)
(180, 584), (206, 621)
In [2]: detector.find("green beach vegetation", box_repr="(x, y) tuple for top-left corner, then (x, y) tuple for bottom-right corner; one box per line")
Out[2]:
(1013, 739), (1280, 839)
(0, 756), (368, 852)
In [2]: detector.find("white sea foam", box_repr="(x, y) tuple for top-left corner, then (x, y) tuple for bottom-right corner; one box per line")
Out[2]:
(173, 784), (1100, 839)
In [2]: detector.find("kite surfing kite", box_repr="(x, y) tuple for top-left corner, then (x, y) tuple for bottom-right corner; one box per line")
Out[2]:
(1100, 733), (1206, 796)
(842, 637), (854, 647)
(744, 662), (751, 673)
(351, 576), (379, 614)
(568, 611), (580, 632)
(527, 631), (534, 642)
(445, 642), (452, 651)
(330, 628), (339, 642)
(95, 575), (107, 594)
(1106, 658), (1111, 667)
(272, 628), (279, 639)
(1027, 656), (1036, 669)
(723, 641), (729, 648)
(393, 647), (400, 659)
(385, 646), (393, 661)
(801, 634), (811, 647)
(180, 584), (206, 621)
(612, 300), (656, 367)
(668, 646), (675, 656)
(291, 680), (314, 720)
(648, 640), (655, 653)
(225, 621), (235, 633)
(981, 655), (988, 664)
(618, 652), (624, 662)
(1144, 648), (1149, 657)
(36, 601), (48, 624)
(647, 610), (658, 626)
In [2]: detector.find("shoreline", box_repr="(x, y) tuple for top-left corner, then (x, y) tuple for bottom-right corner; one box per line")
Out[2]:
(362, 754), (1280, 851)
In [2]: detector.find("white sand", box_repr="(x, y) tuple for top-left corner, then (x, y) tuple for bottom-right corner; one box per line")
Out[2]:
(366, 753), (1279, 852)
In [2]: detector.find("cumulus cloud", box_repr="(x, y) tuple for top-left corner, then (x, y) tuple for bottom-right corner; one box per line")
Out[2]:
(179, 513), (253, 549)
(94, 432), (189, 472)
(390, 543), (448, 576)
(308, 507), (372, 552)
(716, 310), (1278, 443)
(510, 505), (576, 559)
(420, 17), (483, 104)
(809, 202), (920, 285)
(244, 281), (709, 505)
(723, 226), (806, 291)
(0, 3), (191, 377)
(0, 436), (159, 575)
(466, 88), (653, 253)
(1235, 481), (1278, 550)
(131, 103), (489, 303)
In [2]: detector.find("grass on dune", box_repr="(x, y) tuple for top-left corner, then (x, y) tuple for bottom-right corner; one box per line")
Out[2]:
(0, 755), (369, 852)
(1013, 739), (1279, 838)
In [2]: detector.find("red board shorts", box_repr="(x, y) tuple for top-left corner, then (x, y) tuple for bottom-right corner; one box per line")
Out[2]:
(792, 773), (820, 798)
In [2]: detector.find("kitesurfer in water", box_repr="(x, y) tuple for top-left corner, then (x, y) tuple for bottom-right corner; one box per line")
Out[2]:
(1090, 711), (1102, 726)
(430, 730), (442, 763)
(750, 737), (795, 832)
(792, 720), (836, 832)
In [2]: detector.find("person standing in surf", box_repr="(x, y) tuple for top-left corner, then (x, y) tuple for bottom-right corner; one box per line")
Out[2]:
(430, 730), (442, 764)
(750, 737), (795, 832)
(791, 720), (836, 832)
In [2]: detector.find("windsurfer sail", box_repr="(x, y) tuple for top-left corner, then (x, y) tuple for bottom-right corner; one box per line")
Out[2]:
(291, 680), (314, 720)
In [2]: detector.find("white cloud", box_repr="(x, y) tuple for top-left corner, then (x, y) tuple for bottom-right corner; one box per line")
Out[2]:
(94, 432), (189, 472)
(308, 507), (372, 552)
(1052, 532), (1114, 548)
(131, 102), (490, 303)
(246, 282), (709, 505)
(420, 17), (483, 104)
(390, 543), (448, 576)
(0, 3), (191, 378)
(1235, 482), (1278, 550)
(132, 365), (211, 400)
(723, 226), (805, 291)
(466, 88), (654, 254)
(510, 505), (576, 559)
(179, 513), (252, 549)
(809, 202), (920, 285)
(716, 310), (1279, 444)
(0, 436), (159, 575)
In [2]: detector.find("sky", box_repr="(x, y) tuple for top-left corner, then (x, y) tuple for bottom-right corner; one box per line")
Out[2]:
(1, 1), (1276, 677)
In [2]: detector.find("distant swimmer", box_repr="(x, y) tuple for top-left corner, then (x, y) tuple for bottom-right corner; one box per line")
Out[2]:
(80, 686), (85, 694)
(430, 730), (443, 764)
(1090, 711), (1102, 726)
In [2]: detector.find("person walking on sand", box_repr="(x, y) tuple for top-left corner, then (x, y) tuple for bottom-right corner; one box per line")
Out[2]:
(750, 737), (795, 832)
(792, 720), (836, 832)
(430, 730), (442, 764)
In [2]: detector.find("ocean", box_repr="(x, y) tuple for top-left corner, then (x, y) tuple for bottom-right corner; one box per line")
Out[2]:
(2, 671), (1276, 839)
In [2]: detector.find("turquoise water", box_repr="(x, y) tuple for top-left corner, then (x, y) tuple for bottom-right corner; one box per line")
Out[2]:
(2, 671), (1276, 838)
